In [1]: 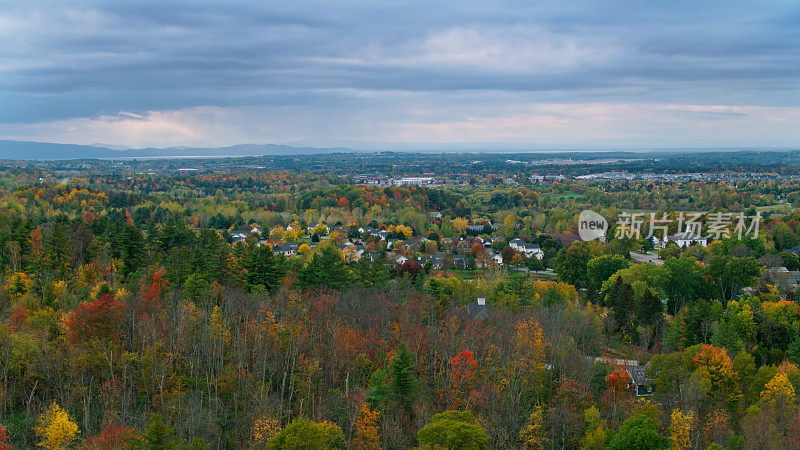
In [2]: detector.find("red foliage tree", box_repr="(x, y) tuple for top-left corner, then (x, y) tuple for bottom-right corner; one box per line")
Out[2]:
(83, 423), (138, 450)
(500, 246), (516, 264)
(0, 424), (11, 450)
(81, 211), (96, 224)
(604, 368), (632, 422)
(8, 307), (30, 331)
(449, 349), (479, 408)
(399, 261), (423, 279)
(66, 293), (127, 344)
(135, 267), (167, 319)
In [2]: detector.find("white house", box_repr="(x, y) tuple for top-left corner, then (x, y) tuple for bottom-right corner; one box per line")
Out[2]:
(509, 238), (543, 259)
(490, 252), (504, 265)
(509, 238), (525, 251)
(665, 232), (707, 248)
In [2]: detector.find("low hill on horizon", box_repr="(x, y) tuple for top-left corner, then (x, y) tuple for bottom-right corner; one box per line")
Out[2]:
(0, 140), (358, 160)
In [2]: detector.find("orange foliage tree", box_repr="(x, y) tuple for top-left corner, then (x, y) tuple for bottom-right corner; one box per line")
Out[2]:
(351, 402), (381, 450)
(692, 344), (741, 404)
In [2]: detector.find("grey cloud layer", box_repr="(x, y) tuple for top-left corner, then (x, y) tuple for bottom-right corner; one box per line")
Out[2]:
(1, 0), (799, 147)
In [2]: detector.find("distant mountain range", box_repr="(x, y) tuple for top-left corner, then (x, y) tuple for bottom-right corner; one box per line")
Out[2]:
(0, 140), (358, 160)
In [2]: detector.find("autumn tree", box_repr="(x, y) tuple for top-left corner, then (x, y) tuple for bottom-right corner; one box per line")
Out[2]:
(417, 410), (488, 450)
(691, 344), (741, 405)
(269, 418), (345, 449)
(669, 409), (694, 450)
(35, 403), (80, 450)
(518, 405), (547, 449)
(251, 416), (281, 448)
(604, 368), (632, 422)
(452, 217), (469, 236)
(83, 423), (140, 450)
(351, 402), (381, 450)
(395, 224), (413, 239)
(760, 371), (796, 430)
(449, 349), (479, 408)
(0, 424), (10, 450)
(65, 293), (127, 344)
(398, 260), (424, 281)
(513, 317), (549, 395)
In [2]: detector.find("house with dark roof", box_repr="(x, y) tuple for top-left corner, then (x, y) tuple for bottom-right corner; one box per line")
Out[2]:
(467, 295), (489, 320)
(594, 357), (653, 396)
(452, 255), (470, 270)
(272, 243), (299, 256)
(427, 254), (445, 270)
(626, 365), (654, 396)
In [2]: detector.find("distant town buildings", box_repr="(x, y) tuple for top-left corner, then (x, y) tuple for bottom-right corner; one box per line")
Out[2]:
(353, 174), (438, 187)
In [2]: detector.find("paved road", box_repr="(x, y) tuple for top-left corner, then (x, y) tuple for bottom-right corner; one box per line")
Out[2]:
(630, 251), (663, 265)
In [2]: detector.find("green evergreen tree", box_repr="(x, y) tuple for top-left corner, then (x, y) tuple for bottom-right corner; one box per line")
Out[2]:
(635, 289), (664, 328)
(366, 369), (390, 411)
(352, 257), (389, 288)
(297, 245), (352, 288)
(243, 245), (287, 292)
(788, 332), (800, 365)
(140, 414), (177, 450)
(390, 343), (417, 413)
(711, 319), (744, 355)
(118, 223), (145, 277)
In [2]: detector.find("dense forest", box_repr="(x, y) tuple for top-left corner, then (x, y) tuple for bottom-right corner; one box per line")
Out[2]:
(2, 164), (800, 449)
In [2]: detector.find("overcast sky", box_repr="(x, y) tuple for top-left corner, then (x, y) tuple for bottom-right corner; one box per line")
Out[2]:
(1, 0), (799, 150)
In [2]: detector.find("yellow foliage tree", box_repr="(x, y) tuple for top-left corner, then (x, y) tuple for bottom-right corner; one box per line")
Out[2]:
(759, 369), (798, 433)
(351, 402), (381, 450)
(312, 223), (329, 235)
(761, 372), (794, 402)
(580, 406), (606, 450)
(35, 403), (79, 450)
(514, 318), (548, 370)
(518, 405), (547, 449)
(269, 226), (285, 240)
(395, 225), (413, 239)
(251, 415), (281, 447)
(329, 231), (345, 244)
(283, 229), (299, 242)
(503, 213), (517, 238)
(452, 217), (469, 236)
(669, 408), (694, 449)
(342, 245), (360, 262)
